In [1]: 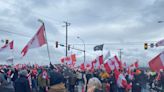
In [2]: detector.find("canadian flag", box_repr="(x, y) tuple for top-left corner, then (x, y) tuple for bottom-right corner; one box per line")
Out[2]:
(114, 69), (128, 88)
(71, 54), (76, 64)
(61, 54), (76, 65)
(156, 39), (164, 47)
(149, 52), (164, 72)
(129, 61), (139, 70)
(91, 59), (97, 70)
(104, 56), (122, 73)
(65, 57), (72, 65)
(86, 63), (91, 70)
(60, 58), (65, 64)
(104, 50), (111, 61)
(95, 55), (104, 69)
(0, 40), (14, 52)
(21, 24), (46, 56)
(80, 63), (85, 71)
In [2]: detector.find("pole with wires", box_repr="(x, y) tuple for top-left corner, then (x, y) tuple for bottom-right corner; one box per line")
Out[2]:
(64, 21), (71, 57)
(119, 49), (123, 62)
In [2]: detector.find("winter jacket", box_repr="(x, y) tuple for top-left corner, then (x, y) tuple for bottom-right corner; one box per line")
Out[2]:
(49, 70), (64, 86)
(38, 73), (49, 88)
(14, 76), (31, 92)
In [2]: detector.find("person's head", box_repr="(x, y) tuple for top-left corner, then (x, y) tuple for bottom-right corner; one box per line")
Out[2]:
(87, 77), (102, 92)
(19, 70), (28, 77)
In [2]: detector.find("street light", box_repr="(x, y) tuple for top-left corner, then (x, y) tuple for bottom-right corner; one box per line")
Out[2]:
(77, 36), (86, 63)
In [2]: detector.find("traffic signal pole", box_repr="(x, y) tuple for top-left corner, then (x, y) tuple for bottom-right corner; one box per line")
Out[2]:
(64, 22), (71, 57)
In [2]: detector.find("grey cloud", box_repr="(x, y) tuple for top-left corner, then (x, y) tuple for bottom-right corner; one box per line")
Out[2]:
(0, 0), (164, 65)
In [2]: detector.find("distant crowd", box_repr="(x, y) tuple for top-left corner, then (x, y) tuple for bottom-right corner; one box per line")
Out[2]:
(0, 64), (164, 92)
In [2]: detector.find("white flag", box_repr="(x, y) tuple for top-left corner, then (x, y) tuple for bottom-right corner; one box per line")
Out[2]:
(156, 39), (164, 47)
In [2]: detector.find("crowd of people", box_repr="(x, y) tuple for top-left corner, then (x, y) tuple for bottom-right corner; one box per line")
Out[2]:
(0, 63), (164, 92)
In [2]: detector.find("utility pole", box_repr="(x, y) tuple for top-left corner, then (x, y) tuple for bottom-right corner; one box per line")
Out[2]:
(77, 36), (86, 64)
(119, 49), (123, 62)
(64, 22), (71, 57)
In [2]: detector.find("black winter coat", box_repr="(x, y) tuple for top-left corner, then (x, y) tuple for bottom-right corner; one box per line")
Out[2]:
(14, 76), (30, 92)
(49, 70), (64, 86)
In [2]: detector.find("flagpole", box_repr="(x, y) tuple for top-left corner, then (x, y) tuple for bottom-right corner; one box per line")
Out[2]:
(12, 48), (14, 65)
(102, 44), (104, 56)
(38, 19), (51, 63)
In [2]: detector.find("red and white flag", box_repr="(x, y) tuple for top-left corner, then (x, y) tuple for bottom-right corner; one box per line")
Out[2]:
(95, 55), (104, 69)
(104, 50), (111, 61)
(129, 61), (139, 70)
(149, 52), (164, 72)
(71, 54), (76, 64)
(60, 58), (65, 64)
(104, 58), (115, 73)
(114, 69), (128, 88)
(80, 63), (85, 71)
(86, 63), (91, 70)
(21, 24), (46, 56)
(61, 54), (77, 65)
(0, 40), (14, 52)
(91, 59), (97, 70)
(104, 56), (122, 73)
(156, 39), (164, 47)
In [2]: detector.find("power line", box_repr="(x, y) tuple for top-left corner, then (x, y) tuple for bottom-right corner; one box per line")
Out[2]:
(69, 41), (158, 46)
(0, 29), (158, 46)
(0, 29), (30, 38)
(0, 29), (55, 42)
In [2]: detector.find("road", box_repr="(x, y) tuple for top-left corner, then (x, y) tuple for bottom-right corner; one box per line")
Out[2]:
(0, 83), (152, 92)
(0, 83), (14, 92)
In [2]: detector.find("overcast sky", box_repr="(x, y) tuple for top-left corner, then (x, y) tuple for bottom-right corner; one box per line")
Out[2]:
(0, 0), (164, 66)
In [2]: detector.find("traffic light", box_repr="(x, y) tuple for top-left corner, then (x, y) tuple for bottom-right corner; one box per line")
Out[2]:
(144, 43), (148, 50)
(56, 41), (58, 48)
(150, 43), (154, 48)
(68, 45), (70, 51)
(5, 39), (9, 44)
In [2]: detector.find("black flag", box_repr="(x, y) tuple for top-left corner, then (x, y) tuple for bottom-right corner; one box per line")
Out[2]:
(94, 44), (104, 51)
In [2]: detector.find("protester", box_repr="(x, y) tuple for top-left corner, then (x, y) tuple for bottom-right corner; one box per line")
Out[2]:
(48, 68), (66, 92)
(99, 70), (109, 91)
(132, 69), (142, 92)
(76, 71), (83, 92)
(31, 74), (38, 92)
(11, 68), (19, 86)
(38, 69), (49, 92)
(160, 69), (164, 92)
(84, 70), (93, 91)
(140, 70), (148, 92)
(0, 62), (162, 92)
(108, 71), (117, 92)
(0, 69), (7, 86)
(14, 70), (31, 92)
(117, 69), (127, 92)
(87, 77), (103, 92)
(68, 73), (77, 92)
